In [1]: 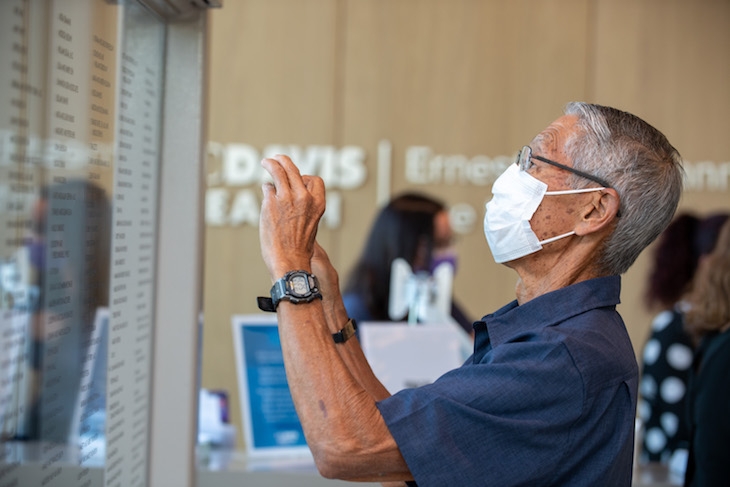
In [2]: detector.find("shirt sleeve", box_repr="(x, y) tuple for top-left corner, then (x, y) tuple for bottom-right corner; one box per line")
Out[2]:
(376, 339), (584, 487)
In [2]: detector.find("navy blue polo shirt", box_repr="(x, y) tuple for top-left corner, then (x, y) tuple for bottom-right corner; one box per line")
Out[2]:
(376, 275), (638, 486)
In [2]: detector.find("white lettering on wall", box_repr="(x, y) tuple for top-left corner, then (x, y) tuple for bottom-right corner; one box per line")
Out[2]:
(205, 188), (228, 226)
(404, 146), (511, 186)
(229, 189), (260, 226)
(222, 144), (259, 186)
(337, 146), (367, 189)
(323, 191), (342, 228)
(207, 142), (365, 228)
(376, 140), (392, 207)
(684, 161), (730, 191)
(203, 140), (729, 229)
(220, 143), (366, 189)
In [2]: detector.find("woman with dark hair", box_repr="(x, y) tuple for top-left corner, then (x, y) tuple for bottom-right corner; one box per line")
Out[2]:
(638, 212), (729, 471)
(342, 192), (472, 332)
(683, 218), (730, 486)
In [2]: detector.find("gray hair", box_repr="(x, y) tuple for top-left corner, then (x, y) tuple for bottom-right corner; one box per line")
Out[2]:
(563, 102), (684, 275)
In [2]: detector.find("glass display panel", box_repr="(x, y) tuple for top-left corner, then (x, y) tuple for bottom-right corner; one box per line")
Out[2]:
(0, 0), (164, 485)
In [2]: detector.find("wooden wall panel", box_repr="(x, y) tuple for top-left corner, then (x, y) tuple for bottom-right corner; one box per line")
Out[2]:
(592, 0), (730, 350)
(338, 0), (592, 324)
(202, 0), (730, 448)
(203, 0), (339, 444)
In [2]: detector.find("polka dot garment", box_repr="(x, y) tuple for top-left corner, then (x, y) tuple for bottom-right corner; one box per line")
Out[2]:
(638, 307), (694, 464)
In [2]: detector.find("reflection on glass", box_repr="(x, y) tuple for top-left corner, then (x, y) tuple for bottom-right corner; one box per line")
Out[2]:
(11, 180), (111, 448)
(0, 0), (164, 485)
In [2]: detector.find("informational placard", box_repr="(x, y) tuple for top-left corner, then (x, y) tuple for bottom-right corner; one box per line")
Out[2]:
(359, 322), (469, 393)
(231, 315), (311, 459)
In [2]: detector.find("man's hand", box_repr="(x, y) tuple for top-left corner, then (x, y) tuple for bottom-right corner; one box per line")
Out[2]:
(311, 242), (339, 295)
(259, 155), (326, 280)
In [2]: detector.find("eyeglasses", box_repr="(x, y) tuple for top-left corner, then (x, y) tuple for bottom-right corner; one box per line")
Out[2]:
(516, 145), (612, 189)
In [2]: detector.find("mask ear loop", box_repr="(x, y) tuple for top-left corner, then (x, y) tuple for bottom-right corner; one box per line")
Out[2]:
(545, 187), (621, 217)
(544, 187), (606, 196)
(537, 230), (576, 246)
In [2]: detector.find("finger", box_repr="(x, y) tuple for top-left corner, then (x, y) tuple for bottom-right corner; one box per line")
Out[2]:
(271, 154), (309, 194)
(261, 181), (275, 199)
(259, 182), (275, 229)
(261, 157), (292, 197)
(302, 174), (325, 193)
(302, 176), (327, 214)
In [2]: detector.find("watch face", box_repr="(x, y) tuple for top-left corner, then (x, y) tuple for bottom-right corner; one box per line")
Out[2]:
(289, 274), (309, 296)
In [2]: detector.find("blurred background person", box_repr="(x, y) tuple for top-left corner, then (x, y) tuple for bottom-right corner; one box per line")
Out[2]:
(682, 218), (730, 487)
(342, 192), (473, 335)
(638, 212), (729, 473)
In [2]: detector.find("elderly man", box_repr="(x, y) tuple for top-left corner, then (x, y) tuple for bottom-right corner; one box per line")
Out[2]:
(257, 102), (683, 486)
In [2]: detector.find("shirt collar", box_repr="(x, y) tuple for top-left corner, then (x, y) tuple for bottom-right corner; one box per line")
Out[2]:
(480, 275), (622, 348)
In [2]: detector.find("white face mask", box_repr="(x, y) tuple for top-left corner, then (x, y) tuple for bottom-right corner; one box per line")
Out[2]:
(483, 164), (605, 264)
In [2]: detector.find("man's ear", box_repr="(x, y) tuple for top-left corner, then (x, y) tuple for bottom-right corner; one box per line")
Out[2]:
(575, 188), (620, 236)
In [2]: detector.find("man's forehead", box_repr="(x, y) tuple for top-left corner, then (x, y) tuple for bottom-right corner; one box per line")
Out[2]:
(531, 114), (578, 154)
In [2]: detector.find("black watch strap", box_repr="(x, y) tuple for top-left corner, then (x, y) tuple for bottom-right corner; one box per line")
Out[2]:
(257, 295), (277, 312)
(332, 318), (357, 344)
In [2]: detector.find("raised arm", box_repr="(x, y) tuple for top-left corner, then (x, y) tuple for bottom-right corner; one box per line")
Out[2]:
(311, 241), (391, 401)
(259, 155), (412, 482)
